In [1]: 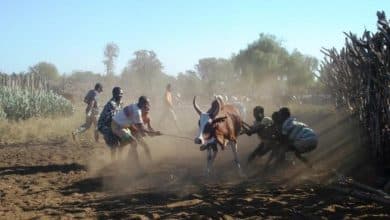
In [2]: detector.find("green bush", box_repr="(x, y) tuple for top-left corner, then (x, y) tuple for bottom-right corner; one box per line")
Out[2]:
(0, 87), (73, 120)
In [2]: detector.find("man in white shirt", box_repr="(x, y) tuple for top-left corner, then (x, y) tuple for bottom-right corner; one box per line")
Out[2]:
(111, 96), (161, 167)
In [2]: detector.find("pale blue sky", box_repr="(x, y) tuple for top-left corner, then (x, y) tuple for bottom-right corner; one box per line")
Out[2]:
(0, 0), (389, 75)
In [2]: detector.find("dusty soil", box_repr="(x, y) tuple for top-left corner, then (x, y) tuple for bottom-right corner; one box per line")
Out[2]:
(0, 110), (389, 219)
(0, 134), (389, 220)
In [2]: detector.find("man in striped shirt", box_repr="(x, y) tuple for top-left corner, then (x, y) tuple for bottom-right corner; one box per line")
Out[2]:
(276, 107), (318, 166)
(97, 87), (124, 161)
(111, 96), (161, 167)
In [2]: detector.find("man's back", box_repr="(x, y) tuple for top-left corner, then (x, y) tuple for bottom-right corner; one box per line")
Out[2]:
(84, 89), (99, 113)
(164, 90), (173, 107)
(113, 104), (143, 127)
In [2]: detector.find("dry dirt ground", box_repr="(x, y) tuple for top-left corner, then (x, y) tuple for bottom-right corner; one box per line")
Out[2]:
(0, 111), (389, 219)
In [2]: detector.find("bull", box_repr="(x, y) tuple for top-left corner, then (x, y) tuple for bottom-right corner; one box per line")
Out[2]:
(193, 96), (245, 176)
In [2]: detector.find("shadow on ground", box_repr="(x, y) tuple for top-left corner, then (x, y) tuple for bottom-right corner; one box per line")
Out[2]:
(0, 163), (86, 176)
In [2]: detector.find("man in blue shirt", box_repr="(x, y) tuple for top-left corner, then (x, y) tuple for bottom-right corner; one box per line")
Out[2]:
(275, 107), (318, 167)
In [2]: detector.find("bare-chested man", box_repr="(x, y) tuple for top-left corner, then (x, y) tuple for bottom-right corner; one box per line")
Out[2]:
(158, 83), (180, 132)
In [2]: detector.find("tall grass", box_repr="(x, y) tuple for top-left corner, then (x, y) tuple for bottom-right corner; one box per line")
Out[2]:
(0, 104), (86, 144)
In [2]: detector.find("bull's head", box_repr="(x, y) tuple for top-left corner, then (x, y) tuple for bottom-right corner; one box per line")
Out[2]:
(193, 96), (227, 145)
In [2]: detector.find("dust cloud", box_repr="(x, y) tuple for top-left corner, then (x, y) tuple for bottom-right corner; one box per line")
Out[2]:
(83, 81), (368, 196)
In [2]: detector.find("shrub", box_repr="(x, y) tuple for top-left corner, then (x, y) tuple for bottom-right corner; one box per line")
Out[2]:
(0, 87), (73, 120)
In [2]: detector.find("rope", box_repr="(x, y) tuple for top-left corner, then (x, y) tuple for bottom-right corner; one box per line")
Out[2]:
(160, 133), (194, 141)
(242, 121), (252, 129)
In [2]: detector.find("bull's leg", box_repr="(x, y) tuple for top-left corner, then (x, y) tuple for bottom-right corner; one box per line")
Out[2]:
(206, 148), (212, 175)
(230, 141), (245, 177)
(206, 145), (218, 176)
(200, 137), (216, 151)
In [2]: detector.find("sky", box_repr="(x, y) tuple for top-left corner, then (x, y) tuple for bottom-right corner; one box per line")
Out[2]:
(0, 0), (389, 76)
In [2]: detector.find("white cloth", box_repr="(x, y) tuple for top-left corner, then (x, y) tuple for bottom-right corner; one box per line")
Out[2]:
(112, 103), (143, 127)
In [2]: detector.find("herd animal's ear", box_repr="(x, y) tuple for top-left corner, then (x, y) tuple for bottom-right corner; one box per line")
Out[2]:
(212, 116), (227, 124)
(208, 99), (220, 118)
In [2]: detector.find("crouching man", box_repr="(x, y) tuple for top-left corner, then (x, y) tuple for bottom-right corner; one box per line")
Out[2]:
(276, 107), (318, 167)
(244, 106), (275, 164)
(111, 96), (161, 167)
(97, 87), (124, 161)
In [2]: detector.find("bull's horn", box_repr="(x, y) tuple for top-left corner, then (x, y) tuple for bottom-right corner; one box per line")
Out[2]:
(193, 96), (202, 115)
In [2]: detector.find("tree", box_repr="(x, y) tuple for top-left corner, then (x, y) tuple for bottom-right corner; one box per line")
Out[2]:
(284, 50), (318, 93)
(195, 57), (235, 96)
(65, 71), (105, 100)
(176, 70), (202, 99)
(29, 62), (59, 81)
(234, 33), (317, 95)
(103, 42), (119, 76)
(124, 50), (163, 93)
(235, 34), (287, 81)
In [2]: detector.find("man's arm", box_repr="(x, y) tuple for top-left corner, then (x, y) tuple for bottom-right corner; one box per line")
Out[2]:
(246, 123), (265, 136)
(133, 123), (161, 136)
(146, 121), (154, 132)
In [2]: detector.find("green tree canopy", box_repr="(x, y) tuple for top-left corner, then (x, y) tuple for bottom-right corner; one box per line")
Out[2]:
(195, 57), (235, 96)
(234, 33), (318, 94)
(121, 50), (164, 95)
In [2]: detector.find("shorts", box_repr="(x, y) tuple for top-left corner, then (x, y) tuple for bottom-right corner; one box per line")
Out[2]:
(100, 126), (120, 148)
(111, 121), (136, 146)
